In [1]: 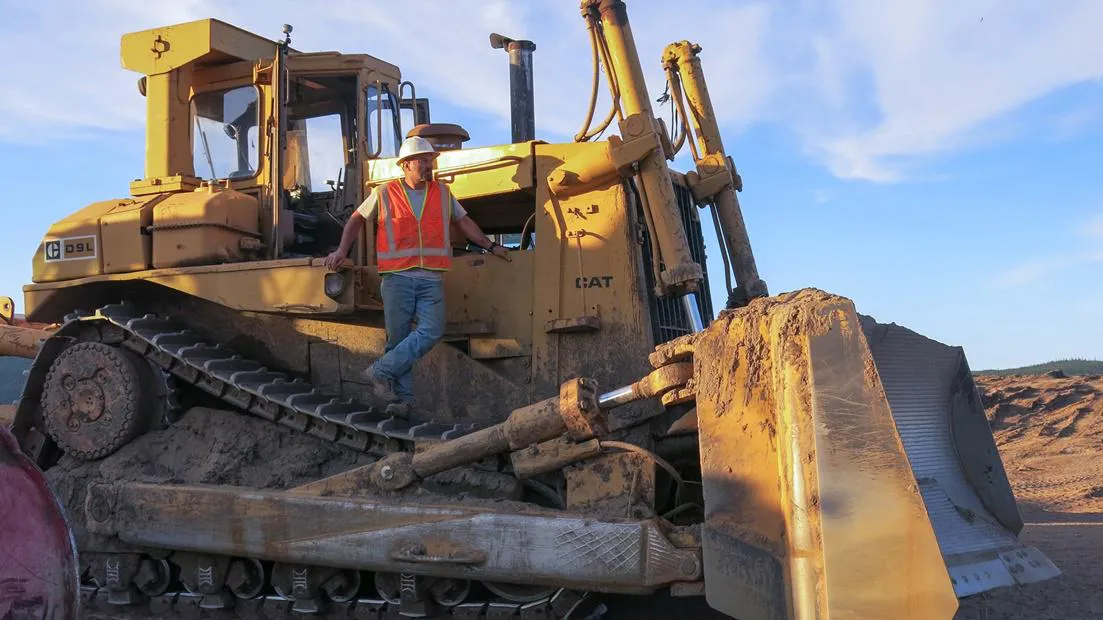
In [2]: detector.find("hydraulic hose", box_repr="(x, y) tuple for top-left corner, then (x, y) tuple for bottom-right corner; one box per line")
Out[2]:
(574, 20), (601, 142)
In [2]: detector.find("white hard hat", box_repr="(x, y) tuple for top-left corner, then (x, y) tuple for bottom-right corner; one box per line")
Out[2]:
(396, 136), (439, 164)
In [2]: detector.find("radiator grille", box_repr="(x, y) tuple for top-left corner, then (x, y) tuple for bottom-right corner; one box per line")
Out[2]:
(634, 180), (714, 345)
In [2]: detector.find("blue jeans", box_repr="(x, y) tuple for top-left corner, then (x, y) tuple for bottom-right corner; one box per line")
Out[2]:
(370, 274), (445, 402)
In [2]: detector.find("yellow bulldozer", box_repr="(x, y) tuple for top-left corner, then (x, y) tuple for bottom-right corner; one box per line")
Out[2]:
(0, 2), (1059, 619)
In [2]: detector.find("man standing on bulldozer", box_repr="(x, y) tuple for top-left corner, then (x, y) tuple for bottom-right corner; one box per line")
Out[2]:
(324, 136), (510, 416)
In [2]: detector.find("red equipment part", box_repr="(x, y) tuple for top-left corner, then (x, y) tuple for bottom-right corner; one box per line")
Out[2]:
(0, 426), (80, 619)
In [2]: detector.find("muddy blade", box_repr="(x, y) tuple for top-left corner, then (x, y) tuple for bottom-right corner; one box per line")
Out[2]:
(692, 290), (1051, 620)
(862, 319), (1060, 596)
(0, 426), (80, 619)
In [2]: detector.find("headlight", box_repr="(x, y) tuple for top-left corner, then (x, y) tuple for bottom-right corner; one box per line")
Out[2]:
(324, 272), (347, 298)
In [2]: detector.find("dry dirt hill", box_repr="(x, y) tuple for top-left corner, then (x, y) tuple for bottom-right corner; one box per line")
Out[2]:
(981, 372), (1103, 516)
(954, 372), (1103, 620)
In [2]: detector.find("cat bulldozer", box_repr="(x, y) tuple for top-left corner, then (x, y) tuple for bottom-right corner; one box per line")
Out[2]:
(0, 2), (1059, 618)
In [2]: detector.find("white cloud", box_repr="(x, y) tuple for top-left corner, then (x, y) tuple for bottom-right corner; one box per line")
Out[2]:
(795, 1), (1103, 181)
(633, 2), (776, 133)
(1, 0), (1101, 180)
(995, 256), (1082, 289)
(1084, 213), (1103, 239)
(1049, 106), (1099, 142)
(994, 212), (1103, 288)
(993, 252), (1103, 288)
(0, 0), (221, 143)
(303, 0), (530, 129)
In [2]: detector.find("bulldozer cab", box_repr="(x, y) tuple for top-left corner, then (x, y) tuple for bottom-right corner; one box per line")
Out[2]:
(124, 21), (533, 274)
(125, 20), (418, 262)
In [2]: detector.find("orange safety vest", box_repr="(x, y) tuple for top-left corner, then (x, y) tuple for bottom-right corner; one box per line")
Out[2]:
(375, 179), (454, 273)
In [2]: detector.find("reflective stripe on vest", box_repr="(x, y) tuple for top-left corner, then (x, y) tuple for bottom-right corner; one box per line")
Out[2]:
(376, 179), (453, 273)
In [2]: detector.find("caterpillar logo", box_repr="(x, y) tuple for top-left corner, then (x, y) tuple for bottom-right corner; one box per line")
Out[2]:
(575, 275), (614, 288)
(43, 235), (97, 262)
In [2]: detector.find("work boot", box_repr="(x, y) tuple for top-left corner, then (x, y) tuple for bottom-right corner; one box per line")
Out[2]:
(362, 367), (398, 403)
(384, 401), (412, 418)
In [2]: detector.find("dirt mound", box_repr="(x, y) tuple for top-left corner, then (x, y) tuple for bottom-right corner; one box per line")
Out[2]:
(45, 407), (371, 542)
(951, 374), (1103, 619)
(47, 406), (368, 490)
(977, 373), (1103, 516)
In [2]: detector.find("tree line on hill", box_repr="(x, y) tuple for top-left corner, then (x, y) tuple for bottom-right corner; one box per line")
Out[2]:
(974, 358), (1103, 377)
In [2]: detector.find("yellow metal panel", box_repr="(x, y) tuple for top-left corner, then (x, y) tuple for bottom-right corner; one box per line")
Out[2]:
(468, 338), (527, 360)
(30, 199), (125, 283)
(130, 175), (201, 197)
(151, 185), (260, 268)
(24, 259), (352, 317)
(436, 143), (535, 200)
(101, 194), (164, 274)
(121, 19), (277, 76)
(145, 263), (347, 314)
(142, 70), (195, 179)
(287, 53), (401, 81)
(534, 143), (644, 322)
(441, 251), (534, 349)
(531, 141), (655, 398)
(364, 143), (535, 201)
(21, 289), (51, 321)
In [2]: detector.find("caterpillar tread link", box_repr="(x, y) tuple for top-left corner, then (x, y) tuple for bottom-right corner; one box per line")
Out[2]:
(0, 2), (1058, 618)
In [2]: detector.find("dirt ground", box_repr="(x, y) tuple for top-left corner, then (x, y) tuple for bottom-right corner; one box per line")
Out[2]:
(953, 373), (1103, 620)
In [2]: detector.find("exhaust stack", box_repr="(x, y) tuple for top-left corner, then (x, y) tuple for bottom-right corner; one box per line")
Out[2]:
(489, 33), (536, 143)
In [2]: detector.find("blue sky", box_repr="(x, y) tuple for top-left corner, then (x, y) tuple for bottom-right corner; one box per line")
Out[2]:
(0, 0), (1100, 369)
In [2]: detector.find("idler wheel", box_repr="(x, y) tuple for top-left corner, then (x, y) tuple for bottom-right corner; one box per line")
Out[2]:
(41, 342), (153, 460)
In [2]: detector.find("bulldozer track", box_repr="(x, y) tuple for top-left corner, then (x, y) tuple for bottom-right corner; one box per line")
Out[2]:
(34, 306), (604, 617)
(78, 557), (598, 620)
(79, 584), (597, 619)
(78, 587), (597, 620)
(43, 302), (480, 459)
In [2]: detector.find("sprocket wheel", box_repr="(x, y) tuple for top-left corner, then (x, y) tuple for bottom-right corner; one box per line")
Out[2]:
(41, 342), (153, 461)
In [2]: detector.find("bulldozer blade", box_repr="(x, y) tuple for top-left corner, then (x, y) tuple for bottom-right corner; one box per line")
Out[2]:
(690, 289), (1057, 620)
(859, 315), (1060, 596)
(0, 426), (81, 619)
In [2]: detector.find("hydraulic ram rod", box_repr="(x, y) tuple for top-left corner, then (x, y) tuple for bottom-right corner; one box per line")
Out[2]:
(662, 41), (768, 305)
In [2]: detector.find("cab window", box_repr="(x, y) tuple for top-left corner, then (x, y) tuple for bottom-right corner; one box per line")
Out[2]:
(190, 85), (259, 180)
(285, 113), (346, 192)
(365, 83), (402, 159)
